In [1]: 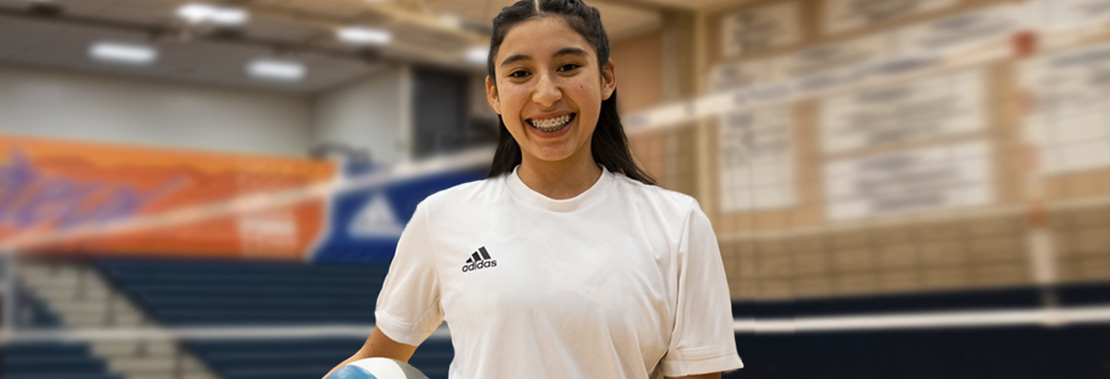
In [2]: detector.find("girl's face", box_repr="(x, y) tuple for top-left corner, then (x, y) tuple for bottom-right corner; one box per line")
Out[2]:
(486, 17), (616, 165)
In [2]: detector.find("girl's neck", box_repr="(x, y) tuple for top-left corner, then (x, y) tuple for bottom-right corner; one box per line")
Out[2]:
(517, 149), (602, 200)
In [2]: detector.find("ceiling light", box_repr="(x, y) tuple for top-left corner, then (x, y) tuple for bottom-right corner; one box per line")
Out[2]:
(466, 46), (488, 65)
(209, 7), (247, 25)
(247, 58), (305, 81)
(177, 4), (212, 23)
(337, 26), (392, 46)
(89, 42), (158, 65)
(177, 3), (249, 26)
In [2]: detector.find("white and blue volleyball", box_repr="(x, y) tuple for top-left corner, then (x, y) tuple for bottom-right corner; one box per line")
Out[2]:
(327, 358), (429, 379)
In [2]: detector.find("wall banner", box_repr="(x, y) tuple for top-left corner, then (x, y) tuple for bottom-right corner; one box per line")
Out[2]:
(820, 69), (987, 154)
(721, 1), (803, 57)
(0, 135), (335, 259)
(718, 107), (797, 212)
(823, 140), (994, 221)
(1022, 42), (1110, 174)
(823, 0), (959, 35)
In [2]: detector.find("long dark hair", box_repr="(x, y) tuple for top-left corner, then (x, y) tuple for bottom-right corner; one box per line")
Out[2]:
(485, 0), (656, 185)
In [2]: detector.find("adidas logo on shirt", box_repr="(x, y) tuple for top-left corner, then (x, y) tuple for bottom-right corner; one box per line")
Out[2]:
(461, 246), (497, 273)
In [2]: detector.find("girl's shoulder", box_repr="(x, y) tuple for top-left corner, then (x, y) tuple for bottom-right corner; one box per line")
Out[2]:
(608, 172), (701, 217)
(610, 172), (696, 204)
(417, 174), (508, 211)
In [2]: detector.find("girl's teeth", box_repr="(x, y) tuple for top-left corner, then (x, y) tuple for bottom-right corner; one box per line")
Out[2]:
(532, 114), (571, 131)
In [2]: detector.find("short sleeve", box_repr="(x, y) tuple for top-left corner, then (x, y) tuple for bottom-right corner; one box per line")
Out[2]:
(373, 201), (444, 346)
(660, 200), (744, 377)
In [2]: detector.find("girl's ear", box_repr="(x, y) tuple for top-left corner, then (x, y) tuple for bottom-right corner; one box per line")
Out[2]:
(485, 76), (501, 114)
(601, 60), (616, 100)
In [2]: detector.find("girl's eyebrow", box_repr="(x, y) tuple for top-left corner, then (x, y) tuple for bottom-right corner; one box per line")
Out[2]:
(552, 47), (589, 58)
(500, 54), (531, 68)
(499, 47), (590, 68)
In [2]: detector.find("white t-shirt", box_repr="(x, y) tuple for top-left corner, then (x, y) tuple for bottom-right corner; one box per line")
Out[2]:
(374, 166), (743, 378)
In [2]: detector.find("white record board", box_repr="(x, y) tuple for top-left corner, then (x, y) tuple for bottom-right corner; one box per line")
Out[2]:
(1023, 42), (1110, 174)
(719, 107), (797, 212)
(823, 140), (994, 220)
(819, 69), (988, 154)
(721, 1), (803, 57)
(778, 34), (895, 78)
(709, 59), (783, 92)
(1030, 0), (1110, 31)
(823, 0), (959, 35)
(896, 4), (1022, 55)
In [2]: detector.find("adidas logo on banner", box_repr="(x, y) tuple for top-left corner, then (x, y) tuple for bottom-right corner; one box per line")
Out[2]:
(461, 246), (497, 273)
(348, 193), (402, 238)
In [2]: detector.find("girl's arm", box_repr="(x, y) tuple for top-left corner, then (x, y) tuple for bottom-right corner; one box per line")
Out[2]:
(320, 327), (418, 378)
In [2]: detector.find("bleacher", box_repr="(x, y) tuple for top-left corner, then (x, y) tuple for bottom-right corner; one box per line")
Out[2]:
(98, 259), (384, 326)
(3, 342), (122, 379)
(13, 282), (63, 328)
(96, 259), (454, 379)
(185, 337), (452, 379)
(2, 284), (120, 379)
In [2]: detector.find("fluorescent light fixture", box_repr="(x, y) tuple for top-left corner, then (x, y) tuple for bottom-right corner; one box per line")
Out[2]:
(247, 58), (306, 81)
(177, 3), (212, 23)
(337, 26), (392, 46)
(177, 3), (249, 26)
(89, 41), (158, 65)
(209, 7), (248, 25)
(465, 46), (488, 65)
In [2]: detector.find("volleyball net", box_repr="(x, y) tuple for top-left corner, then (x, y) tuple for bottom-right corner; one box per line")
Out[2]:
(5, 0), (1110, 345)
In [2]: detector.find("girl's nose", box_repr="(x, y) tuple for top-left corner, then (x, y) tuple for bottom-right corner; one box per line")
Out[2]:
(532, 73), (561, 108)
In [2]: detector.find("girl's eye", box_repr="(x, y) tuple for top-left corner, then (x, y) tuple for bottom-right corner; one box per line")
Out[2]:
(558, 64), (580, 72)
(509, 70), (530, 78)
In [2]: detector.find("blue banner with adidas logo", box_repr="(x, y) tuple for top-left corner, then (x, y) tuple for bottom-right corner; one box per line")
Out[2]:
(309, 166), (485, 263)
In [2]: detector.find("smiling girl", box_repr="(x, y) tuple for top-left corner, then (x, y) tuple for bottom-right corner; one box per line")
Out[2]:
(325, 1), (742, 378)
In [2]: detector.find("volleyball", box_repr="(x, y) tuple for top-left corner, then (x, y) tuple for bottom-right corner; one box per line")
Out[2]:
(326, 358), (429, 379)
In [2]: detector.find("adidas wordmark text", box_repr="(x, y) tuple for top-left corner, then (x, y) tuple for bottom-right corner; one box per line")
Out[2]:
(461, 246), (497, 272)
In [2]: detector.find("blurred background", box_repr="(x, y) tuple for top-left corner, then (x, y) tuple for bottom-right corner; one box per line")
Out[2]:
(2, 0), (1110, 378)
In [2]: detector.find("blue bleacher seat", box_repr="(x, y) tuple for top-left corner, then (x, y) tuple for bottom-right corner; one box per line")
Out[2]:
(1, 342), (121, 379)
(98, 259), (387, 326)
(185, 337), (452, 379)
(96, 259), (453, 378)
(2, 285), (119, 379)
(12, 282), (62, 329)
